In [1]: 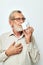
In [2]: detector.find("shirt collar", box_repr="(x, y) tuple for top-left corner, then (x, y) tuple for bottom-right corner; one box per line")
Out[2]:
(9, 31), (24, 40)
(9, 31), (14, 36)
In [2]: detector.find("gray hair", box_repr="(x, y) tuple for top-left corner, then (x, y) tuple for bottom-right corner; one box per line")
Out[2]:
(9, 10), (22, 20)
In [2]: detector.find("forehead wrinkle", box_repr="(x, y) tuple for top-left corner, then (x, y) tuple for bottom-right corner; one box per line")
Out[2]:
(13, 12), (24, 18)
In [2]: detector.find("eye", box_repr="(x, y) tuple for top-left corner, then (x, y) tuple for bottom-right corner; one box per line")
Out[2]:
(22, 18), (26, 20)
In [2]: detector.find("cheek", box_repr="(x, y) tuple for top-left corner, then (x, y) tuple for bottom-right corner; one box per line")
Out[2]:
(15, 22), (21, 26)
(9, 21), (14, 27)
(14, 21), (18, 25)
(14, 21), (22, 27)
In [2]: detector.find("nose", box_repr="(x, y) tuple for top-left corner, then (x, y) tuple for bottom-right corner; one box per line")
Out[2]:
(20, 20), (23, 23)
(20, 18), (25, 23)
(19, 20), (23, 26)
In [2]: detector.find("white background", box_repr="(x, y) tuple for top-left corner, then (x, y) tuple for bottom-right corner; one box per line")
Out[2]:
(0, 0), (43, 65)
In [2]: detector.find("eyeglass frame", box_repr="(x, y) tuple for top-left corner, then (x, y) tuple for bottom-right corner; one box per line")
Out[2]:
(11, 17), (26, 21)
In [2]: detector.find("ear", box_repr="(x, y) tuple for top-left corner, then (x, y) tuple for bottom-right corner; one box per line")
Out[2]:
(9, 20), (14, 27)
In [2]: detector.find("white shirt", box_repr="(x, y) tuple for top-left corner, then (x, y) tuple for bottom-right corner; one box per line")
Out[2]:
(0, 31), (40, 65)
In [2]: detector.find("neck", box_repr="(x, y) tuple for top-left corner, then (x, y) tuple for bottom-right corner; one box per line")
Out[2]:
(13, 29), (22, 37)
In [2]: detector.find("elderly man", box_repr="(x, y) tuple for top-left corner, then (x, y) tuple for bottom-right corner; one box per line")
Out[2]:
(0, 10), (40, 65)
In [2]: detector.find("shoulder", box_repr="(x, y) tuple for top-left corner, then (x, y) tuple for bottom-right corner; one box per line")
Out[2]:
(0, 31), (11, 39)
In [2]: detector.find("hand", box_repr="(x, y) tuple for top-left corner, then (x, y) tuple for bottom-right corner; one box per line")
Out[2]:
(5, 42), (23, 56)
(23, 27), (34, 44)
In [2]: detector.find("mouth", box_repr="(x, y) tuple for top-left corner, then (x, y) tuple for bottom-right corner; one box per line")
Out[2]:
(19, 31), (23, 35)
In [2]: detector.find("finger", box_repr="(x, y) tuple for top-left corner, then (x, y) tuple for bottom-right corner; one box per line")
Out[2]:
(18, 44), (23, 49)
(30, 27), (34, 31)
(23, 30), (27, 35)
(23, 27), (30, 33)
(18, 48), (22, 53)
(19, 48), (22, 52)
(26, 27), (34, 33)
(32, 28), (34, 32)
(13, 42), (15, 45)
(23, 27), (34, 36)
(10, 42), (15, 46)
(15, 43), (22, 47)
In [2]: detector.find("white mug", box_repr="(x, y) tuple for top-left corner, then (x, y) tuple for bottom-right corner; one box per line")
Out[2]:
(21, 20), (30, 30)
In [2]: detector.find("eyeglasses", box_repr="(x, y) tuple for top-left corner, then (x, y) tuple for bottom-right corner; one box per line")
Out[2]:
(11, 17), (26, 21)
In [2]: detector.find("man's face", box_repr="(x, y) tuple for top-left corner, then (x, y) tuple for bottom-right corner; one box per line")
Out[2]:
(9, 12), (26, 32)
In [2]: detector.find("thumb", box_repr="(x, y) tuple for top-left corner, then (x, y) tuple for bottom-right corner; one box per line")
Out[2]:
(23, 30), (27, 36)
(11, 42), (15, 46)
